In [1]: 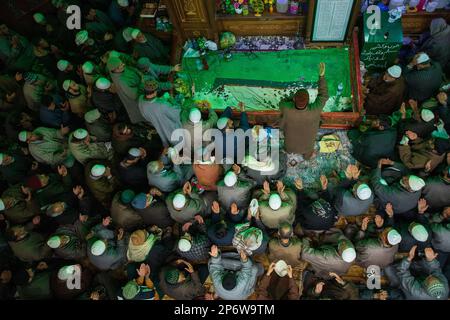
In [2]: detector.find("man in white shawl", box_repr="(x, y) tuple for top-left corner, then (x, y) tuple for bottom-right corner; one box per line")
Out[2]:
(127, 229), (161, 263)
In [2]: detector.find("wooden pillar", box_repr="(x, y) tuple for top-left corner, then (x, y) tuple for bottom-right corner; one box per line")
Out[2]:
(305, 0), (317, 45)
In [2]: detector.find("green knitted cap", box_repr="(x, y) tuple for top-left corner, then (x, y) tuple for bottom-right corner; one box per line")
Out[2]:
(165, 268), (180, 285)
(425, 276), (446, 299)
(122, 280), (139, 300)
(121, 189), (135, 204)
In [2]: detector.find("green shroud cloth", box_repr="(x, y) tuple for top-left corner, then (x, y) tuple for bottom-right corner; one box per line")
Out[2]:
(181, 48), (353, 112)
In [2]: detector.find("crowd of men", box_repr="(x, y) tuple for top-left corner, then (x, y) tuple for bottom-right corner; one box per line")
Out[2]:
(0, 0), (449, 300)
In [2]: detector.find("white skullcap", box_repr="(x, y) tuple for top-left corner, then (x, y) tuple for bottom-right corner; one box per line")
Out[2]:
(73, 128), (88, 140)
(189, 108), (202, 124)
(82, 61), (94, 74)
(274, 260), (289, 277)
(122, 27), (134, 42)
(33, 13), (46, 24)
(249, 199), (259, 216)
(47, 235), (61, 249)
(269, 194), (282, 211)
(18, 131), (28, 142)
(91, 164), (106, 177)
(387, 65), (402, 78)
(57, 59), (70, 72)
(0, 199), (5, 211)
(416, 52), (430, 64)
(84, 109), (101, 123)
(387, 229), (402, 245)
(224, 171), (237, 187)
(341, 247), (356, 263)
(95, 77), (111, 90)
(75, 30), (89, 46)
(178, 238), (192, 252)
(173, 193), (186, 210)
(57, 265), (76, 281)
(117, 0), (129, 7)
(131, 28), (141, 39)
(205, 40), (218, 51)
(411, 223), (429, 242)
(91, 240), (106, 256)
(128, 148), (141, 157)
(217, 117), (229, 130)
(62, 79), (71, 92)
(408, 175), (425, 192)
(356, 184), (372, 201)
(421, 109), (435, 122)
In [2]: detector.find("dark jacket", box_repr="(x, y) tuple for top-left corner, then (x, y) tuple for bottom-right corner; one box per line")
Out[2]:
(158, 268), (205, 300)
(2, 184), (39, 224)
(87, 237), (127, 271)
(16, 270), (53, 300)
(404, 61), (444, 103)
(365, 76), (406, 115)
(256, 274), (299, 300)
(50, 221), (93, 260)
(354, 230), (398, 268)
(34, 173), (73, 209)
(422, 176), (450, 212)
(217, 174), (256, 210)
(296, 189), (337, 231)
(437, 101), (450, 134)
(110, 192), (145, 231)
(397, 220), (432, 253)
(117, 160), (148, 191)
(92, 89), (123, 115)
(39, 105), (71, 129)
(0, 152), (32, 186)
(8, 232), (52, 263)
(348, 127), (397, 168)
(398, 118), (435, 140)
(135, 198), (174, 228)
(429, 213), (450, 253)
(333, 179), (374, 216)
(304, 278), (359, 300)
(371, 167), (422, 215)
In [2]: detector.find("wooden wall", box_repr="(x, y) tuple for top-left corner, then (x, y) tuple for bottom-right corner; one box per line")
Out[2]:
(402, 10), (450, 36)
(0, 0), (53, 36)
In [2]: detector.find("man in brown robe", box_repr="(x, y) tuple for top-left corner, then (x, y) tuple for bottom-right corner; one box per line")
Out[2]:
(279, 63), (328, 159)
(364, 65), (406, 116)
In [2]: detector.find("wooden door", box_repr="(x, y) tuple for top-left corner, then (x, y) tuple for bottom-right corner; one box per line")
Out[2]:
(166, 0), (216, 41)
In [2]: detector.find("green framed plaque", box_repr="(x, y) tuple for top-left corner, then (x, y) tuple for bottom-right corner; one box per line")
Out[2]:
(360, 11), (403, 72)
(312, 0), (356, 42)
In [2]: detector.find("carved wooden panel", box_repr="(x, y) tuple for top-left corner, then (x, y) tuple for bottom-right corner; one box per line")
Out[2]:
(172, 0), (208, 24)
(217, 18), (305, 36)
(182, 28), (214, 39)
(402, 12), (450, 35)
